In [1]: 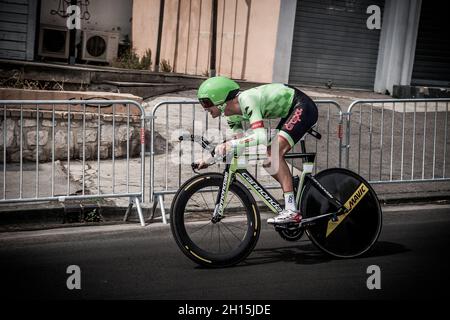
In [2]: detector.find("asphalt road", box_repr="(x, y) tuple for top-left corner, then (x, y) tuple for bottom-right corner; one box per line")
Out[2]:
(0, 204), (449, 301)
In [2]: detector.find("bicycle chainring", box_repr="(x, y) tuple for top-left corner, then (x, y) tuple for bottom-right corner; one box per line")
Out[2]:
(275, 224), (305, 241)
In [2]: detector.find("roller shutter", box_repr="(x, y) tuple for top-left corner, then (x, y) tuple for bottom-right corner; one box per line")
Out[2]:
(411, 2), (450, 87)
(289, 0), (384, 89)
(0, 0), (37, 60)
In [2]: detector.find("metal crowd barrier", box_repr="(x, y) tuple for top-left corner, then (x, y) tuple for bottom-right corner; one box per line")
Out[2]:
(345, 98), (450, 184)
(6, 97), (447, 226)
(148, 100), (344, 223)
(0, 100), (146, 226)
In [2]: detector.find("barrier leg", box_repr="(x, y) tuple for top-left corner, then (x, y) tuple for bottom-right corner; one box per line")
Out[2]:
(123, 197), (145, 226)
(123, 201), (133, 222)
(135, 196), (145, 227)
(149, 198), (158, 221)
(148, 194), (168, 224)
(159, 195), (168, 224)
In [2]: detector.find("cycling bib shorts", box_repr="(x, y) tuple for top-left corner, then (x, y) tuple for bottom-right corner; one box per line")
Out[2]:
(275, 86), (319, 147)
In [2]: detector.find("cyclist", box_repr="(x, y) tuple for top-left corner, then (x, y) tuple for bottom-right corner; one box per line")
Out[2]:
(196, 76), (318, 224)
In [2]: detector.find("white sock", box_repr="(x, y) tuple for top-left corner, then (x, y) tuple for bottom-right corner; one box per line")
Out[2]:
(284, 192), (296, 211)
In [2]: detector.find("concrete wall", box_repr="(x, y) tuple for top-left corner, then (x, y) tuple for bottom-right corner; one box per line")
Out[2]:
(374, 0), (422, 94)
(0, 88), (142, 113)
(0, 88), (142, 162)
(0, 109), (141, 162)
(272, 0), (297, 83)
(132, 0), (283, 82)
(244, 0), (281, 82)
(131, 0), (160, 58)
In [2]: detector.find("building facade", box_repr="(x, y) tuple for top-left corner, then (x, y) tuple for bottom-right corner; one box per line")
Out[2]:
(0, 0), (132, 64)
(132, 0), (450, 93)
(0, 0), (448, 94)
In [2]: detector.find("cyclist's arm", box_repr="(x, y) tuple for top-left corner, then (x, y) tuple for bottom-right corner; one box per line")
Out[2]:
(229, 107), (267, 153)
(230, 125), (267, 153)
(227, 116), (245, 139)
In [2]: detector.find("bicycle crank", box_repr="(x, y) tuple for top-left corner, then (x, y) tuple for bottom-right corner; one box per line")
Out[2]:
(274, 224), (305, 241)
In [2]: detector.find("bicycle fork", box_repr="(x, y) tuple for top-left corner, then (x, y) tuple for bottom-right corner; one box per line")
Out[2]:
(212, 164), (234, 223)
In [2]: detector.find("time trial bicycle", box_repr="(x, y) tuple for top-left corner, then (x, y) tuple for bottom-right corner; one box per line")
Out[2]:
(170, 129), (382, 267)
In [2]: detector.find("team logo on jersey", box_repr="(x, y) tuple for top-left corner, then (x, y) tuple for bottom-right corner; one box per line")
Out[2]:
(251, 121), (264, 129)
(284, 108), (303, 131)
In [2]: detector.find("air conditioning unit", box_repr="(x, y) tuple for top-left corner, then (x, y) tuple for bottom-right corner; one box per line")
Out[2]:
(81, 30), (119, 64)
(38, 25), (70, 59)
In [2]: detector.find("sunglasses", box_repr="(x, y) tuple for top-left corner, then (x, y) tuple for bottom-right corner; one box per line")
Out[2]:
(199, 98), (215, 109)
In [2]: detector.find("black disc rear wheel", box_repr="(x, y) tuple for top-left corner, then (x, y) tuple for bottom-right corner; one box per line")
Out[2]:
(301, 168), (382, 258)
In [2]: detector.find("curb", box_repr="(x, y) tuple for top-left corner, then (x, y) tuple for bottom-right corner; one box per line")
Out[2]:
(2, 202), (450, 241)
(1, 196), (449, 233)
(378, 195), (450, 206)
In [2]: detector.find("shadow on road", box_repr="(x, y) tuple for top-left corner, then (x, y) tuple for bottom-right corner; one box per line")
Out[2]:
(221, 240), (409, 268)
(243, 240), (332, 267)
(191, 240), (409, 269)
(364, 241), (409, 258)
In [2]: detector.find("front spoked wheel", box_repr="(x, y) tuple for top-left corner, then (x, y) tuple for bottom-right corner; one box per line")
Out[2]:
(301, 168), (382, 258)
(170, 173), (260, 267)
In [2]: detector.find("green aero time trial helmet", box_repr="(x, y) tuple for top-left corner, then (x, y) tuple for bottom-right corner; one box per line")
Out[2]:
(197, 76), (240, 111)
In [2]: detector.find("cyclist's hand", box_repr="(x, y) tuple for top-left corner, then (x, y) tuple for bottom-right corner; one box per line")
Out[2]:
(215, 142), (232, 156)
(194, 159), (209, 170)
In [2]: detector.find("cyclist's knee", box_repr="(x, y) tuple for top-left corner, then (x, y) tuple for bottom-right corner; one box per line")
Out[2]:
(277, 136), (292, 156)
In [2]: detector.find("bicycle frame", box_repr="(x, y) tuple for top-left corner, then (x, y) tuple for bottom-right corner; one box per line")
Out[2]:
(212, 153), (347, 224)
(172, 131), (381, 266)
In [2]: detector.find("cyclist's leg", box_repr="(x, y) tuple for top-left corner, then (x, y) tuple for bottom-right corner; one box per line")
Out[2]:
(274, 92), (319, 197)
(278, 91), (318, 145)
(266, 136), (293, 192)
(265, 136), (301, 224)
(264, 90), (318, 180)
(266, 92), (318, 223)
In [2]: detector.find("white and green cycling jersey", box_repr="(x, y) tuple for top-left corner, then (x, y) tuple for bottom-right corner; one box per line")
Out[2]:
(227, 83), (295, 152)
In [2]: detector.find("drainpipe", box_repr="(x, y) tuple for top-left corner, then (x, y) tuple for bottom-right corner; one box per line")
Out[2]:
(154, 0), (165, 72)
(68, 0), (77, 64)
(173, 0), (181, 72)
(209, 0), (218, 77)
(241, 0), (251, 80)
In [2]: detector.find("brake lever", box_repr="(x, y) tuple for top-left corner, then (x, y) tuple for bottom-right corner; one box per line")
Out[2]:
(191, 162), (200, 174)
(179, 133), (224, 174)
(191, 152), (225, 174)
